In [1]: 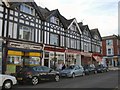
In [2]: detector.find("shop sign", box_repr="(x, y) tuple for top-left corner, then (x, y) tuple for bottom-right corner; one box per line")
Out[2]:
(8, 42), (42, 50)
(81, 52), (92, 57)
(66, 50), (81, 54)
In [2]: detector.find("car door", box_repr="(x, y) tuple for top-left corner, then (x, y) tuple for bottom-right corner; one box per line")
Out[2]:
(74, 65), (81, 76)
(33, 66), (47, 80)
(41, 66), (52, 80)
(79, 66), (84, 75)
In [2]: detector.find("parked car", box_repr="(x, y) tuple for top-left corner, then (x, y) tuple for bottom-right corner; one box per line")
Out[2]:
(83, 65), (97, 75)
(16, 66), (60, 85)
(96, 64), (109, 73)
(0, 74), (17, 90)
(59, 65), (85, 78)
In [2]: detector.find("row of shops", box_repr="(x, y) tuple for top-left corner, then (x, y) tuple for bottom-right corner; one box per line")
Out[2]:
(0, 38), (102, 74)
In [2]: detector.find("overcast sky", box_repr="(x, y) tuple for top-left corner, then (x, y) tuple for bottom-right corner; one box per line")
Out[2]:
(34, 0), (118, 37)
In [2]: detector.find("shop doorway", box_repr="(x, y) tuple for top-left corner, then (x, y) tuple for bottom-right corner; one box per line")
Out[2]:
(44, 59), (49, 67)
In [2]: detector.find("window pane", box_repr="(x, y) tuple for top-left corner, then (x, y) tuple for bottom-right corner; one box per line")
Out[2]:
(19, 26), (34, 41)
(50, 33), (59, 45)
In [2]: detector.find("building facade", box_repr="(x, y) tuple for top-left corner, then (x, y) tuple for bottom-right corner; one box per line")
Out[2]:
(0, 0), (102, 74)
(102, 35), (120, 67)
(0, 1), (44, 74)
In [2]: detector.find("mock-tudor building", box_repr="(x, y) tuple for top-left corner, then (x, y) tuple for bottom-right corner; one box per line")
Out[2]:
(78, 23), (102, 66)
(0, 0), (44, 74)
(0, 0), (102, 74)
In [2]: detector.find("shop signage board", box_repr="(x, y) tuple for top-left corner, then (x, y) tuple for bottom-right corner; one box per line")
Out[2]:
(8, 42), (42, 50)
(81, 52), (92, 57)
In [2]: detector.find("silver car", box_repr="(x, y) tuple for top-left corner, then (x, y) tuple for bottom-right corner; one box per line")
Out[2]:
(60, 65), (85, 78)
(0, 74), (17, 89)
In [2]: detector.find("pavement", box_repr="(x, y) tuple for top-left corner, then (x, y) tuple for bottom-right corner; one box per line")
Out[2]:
(108, 66), (120, 71)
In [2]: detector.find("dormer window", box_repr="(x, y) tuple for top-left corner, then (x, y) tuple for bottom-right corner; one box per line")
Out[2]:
(84, 30), (88, 36)
(71, 24), (76, 31)
(94, 35), (98, 40)
(50, 16), (59, 25)
(20, 4), (35, 15)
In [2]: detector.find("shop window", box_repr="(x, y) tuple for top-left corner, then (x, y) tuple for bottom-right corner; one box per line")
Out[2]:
(7, 56), (22, 65)
(19, 25), (34, 41)
(29, 57), (40, 65)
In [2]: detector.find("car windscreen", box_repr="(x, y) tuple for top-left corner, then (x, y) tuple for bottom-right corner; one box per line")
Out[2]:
(66, 65), (75, 69)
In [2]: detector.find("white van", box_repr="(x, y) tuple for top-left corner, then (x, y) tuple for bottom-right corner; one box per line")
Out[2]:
(0, 74), (17, 89)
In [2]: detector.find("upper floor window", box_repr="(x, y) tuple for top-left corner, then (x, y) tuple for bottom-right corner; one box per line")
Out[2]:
(107, 48), (113, 55)
(19, 26), (34, 41)
(20, 4), (35, 15)
(50, 16), (59, 25)
(50, 33), (59, 46)
(94, 35), (98, 40)
(84, 30), (88, 36)
(70, 24), (76, 31)
(106, 40), (113, 46)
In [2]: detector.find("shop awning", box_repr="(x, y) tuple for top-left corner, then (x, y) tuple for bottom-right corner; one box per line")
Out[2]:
(8, 50), (24, 56)
(25, 52), (41, 57)
(93, 56), (102, 62)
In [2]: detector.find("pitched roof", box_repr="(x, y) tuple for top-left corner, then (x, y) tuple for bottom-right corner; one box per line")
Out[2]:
(38, 7), (68, 29)
(102, 35), (118, 40)
(3, 1), (45, 20)
(67, 18), (75, 27)
(90, 28), (102, 40)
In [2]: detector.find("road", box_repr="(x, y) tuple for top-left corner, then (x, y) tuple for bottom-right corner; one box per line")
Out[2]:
(13, 70), (119, 89)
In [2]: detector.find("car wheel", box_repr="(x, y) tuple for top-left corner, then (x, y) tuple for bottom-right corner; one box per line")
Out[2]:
(82, 72), (85, 76)
(94, 71), (97, 74)
(31, 77), (39, 85)
(55, 75), (60, 82)
(72, 73), (75, 78)
(2, 80), (12, 89)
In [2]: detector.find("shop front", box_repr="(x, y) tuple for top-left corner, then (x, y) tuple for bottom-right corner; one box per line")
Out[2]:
(81, 52), (92, 66)
(5, 40), (43, 74)
(44, 46), (65, 69)
(65, 49), (81, 66)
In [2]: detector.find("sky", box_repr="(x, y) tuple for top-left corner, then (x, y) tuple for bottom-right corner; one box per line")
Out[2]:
(34, 0), (119, 37)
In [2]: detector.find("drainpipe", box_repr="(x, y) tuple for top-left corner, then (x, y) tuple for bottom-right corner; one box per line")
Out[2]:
(42, 44), (45, 66)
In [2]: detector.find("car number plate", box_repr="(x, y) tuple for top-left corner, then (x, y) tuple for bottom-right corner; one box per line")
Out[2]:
(17, 78), (23, 80)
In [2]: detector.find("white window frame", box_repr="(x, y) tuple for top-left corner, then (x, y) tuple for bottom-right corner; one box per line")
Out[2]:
(20, 4), (35, 15)
(19, 26), (34, 41)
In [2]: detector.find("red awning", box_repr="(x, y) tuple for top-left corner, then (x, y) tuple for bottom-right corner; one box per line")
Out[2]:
(93, 56), (102, 62)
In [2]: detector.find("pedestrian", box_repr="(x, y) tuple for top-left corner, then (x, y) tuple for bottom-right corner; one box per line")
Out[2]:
(62, 63), (66, 70)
